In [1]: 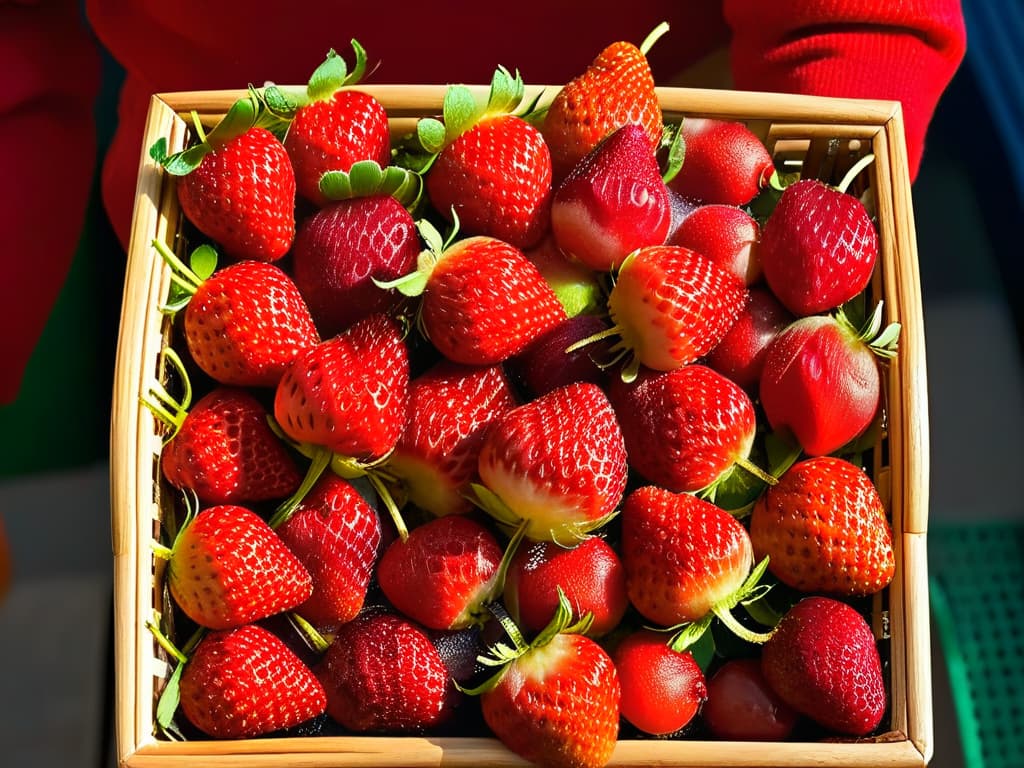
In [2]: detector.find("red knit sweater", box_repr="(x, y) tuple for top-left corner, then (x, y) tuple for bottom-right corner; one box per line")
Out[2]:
(1, 0), (966, 404)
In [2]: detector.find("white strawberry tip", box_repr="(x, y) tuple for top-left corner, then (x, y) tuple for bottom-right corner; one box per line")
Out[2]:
(468, 482), (618, 546)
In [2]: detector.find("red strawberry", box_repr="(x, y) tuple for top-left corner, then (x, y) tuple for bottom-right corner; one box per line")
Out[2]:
(272, 474), (383, 629)
(290, 193), (420, 337)
(386, 360), (516, 518)
(704, 287), (794, 393)
(273, 312), (409, 461)
(761, 596), (887, 736)
(612, 628), (707, 736)
(318, 611), (459, 732)
(507, 313), (611, 398)
(380, 228), (565, 366)
(668, 203), (763, 285)
(701, 658), (800, 741)
(758, 177), (879, 316)
(157, 386), (302, 505)
(415, 67), (551, 250)
(475, 381), (628, 543)
(666, 117), (776, 206)
(503, 535), (628, 638)
(471, 592), (620, 768)
(759, 304), (899, 456)
(750, 456), (896, 596)
(377, 515), (504, 631)
(608, 364), (764, 495)
(160, 504), (312, 630)
(542, 23), (669, 181)
(282, 44), (391, 207)
(550, 122), (671, 271)
(620, 486), (772, 645)
(178, 624), (327, 739)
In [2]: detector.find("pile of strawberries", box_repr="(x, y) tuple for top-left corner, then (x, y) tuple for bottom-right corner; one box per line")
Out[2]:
(143, 25), (902, 768)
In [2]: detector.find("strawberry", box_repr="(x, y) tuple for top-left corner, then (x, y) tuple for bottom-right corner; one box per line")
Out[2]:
(749, 456), (896, 596)
(318, 611), (459, 732)
(474, 381), (628, 543)
(177, 624), (327, 739)
(550, 122), (671, 271)
(611, 628), (707, 736)
(469, 591), (620, 768)
(620, 486), (772, 646)
(503, 535), (628, 638)
(542, 23), (669, 181)
(758, 174), (878, 317)
(608, 364), (765, 496)
(377, 514), (504, 631)
(386, 360), (517, 518)
(759, 303), (899, 457)
(409, 67), (552, 250)
(273, 312), (409, 461)
(524, 234), (605, 318)
(280, 43), (391, 207)
(507, 314), (611, 398)
(159, 504), (312, 630)
(701, 658), (800, 741)
(666, 117), (776, 206)
(272, 474), (383, 629)
(667, 203), (763, 285)
(155, 385), (302, 506)
(760, 596), (887, 736)
(704, 287), (793, 393)
(379, 225), (565, 366)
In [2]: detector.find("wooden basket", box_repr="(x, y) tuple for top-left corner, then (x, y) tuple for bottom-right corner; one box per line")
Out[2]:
(110, 85), (932, 767)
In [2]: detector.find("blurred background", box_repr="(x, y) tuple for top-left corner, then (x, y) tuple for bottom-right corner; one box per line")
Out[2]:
(0, 2), (1021, 766)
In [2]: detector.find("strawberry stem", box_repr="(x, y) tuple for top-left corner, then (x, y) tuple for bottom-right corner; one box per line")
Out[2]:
(150, 541), (173, 561)
(710, 604), (775, 644)
(268, 447), (332, 529)
(836, 153), (875, 195)
(365, 471), (410, 542)
(734, 455), (778, 486)
(152, 238), (202, 296)
(639, 21), (671, 55)
(287, 612), (332, 654)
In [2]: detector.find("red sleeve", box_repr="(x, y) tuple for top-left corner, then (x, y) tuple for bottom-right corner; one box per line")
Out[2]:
(724, 0), (967, 181)
(0, 1), (102, 405)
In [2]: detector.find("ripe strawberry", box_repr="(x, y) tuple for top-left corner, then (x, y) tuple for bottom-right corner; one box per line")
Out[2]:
(386, 360), (516, 518)
(282, 44), (391, 206)
(704, 287), (793, 393)
(758, 177), (878, 316)
(503, 535), (628, 638)
(377, 515), (504, 631)
(157, 386), (301, 506)
(318, 611), (459, 732)
(550, 122), (671, 271)
(379, 226), (565, 366)
(750, 456), (895, 596)
(161, 504), (312, 630)
(759, 304), (899, 457)
(542, 23), (668, 181)
(620, 486), (772, 645)
(761, 596), (887, 736)
(701, 658), (800, 741)
(612, 628), (707, 736)
(668, 203), (763, 285)
(273, 312), (410, 461)
(507, 314), (611, 398)
(475, 382), (628, 543)
(666, 117), (776, 206)
(178, 624), (327, 739)
(272, 474), (383, 629)
(608, 364), (763, 495)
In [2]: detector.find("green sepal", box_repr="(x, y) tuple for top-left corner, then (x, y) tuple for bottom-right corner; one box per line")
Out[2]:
(319, 160), (423, 209)
(189, 244), (218, 280)
(668, 613), (714, 652)
(441, 85), (480, 142)
(306, 40), (368, 102)
(155, 659), (185, 730)
(661, 122), (686, 184)
(764, 430), (803, 478)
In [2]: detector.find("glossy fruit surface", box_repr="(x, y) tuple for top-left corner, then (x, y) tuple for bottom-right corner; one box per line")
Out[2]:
(702, 658), (799, 740)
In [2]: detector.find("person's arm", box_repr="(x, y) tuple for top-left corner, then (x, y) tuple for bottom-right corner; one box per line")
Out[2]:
(0, 0), (102, 405)
(724, 0), (968, 181)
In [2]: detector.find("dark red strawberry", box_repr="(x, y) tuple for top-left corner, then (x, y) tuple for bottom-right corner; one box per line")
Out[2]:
(759, 175), (879, 316)
(612, 628), (707, 736)
(281, 43), (391, 207)
(759, 304), (899, 456)
(750, 456), (895, 596)
(386, 360), (517, 518)
(475, 381), (628, 543)
(503, 535), (628, 638)
(318, 611), (459, 732)
(666, 117), (776, 206)
(272, 474), (383, 629)
(158, 504), (312, 630)
(377, 515), (504, 631)
(542, 23), (669, 181)
(704, 287), (794, 393)
(550, 122), (671, 271)
(761, 596), (887, 736)
(702, 658), (800, 741)
(668, 203), (763, 285)
(507, 313), (611, 398)
(178, 624), (327, 739)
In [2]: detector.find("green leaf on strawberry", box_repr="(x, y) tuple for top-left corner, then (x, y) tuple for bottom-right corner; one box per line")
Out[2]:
(319, 159), (422, 209)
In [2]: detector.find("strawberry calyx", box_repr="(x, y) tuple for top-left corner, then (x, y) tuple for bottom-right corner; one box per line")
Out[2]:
(836, 300), (901, 360)
(318, 159), (422, 209)
(152, 239), (218, 314)
(140, 346), (194, 443)
(373, 216), (454, 298)
(146, 615), (206, 738)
